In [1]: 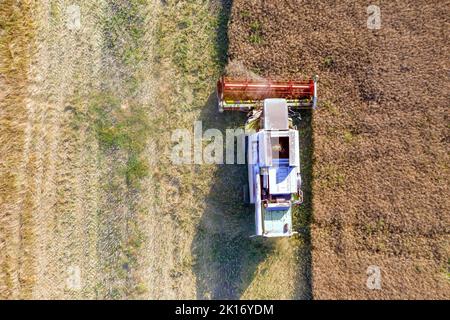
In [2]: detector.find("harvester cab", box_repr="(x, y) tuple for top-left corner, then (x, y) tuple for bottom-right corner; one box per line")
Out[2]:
(217, 76), (318, 237)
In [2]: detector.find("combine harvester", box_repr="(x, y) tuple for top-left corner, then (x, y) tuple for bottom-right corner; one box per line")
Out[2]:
(217, 76), (318, 237)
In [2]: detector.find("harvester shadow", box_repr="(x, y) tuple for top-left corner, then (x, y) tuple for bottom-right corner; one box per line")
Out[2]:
(191, 0), (312, 299)
(191, 93), (274, 299)
(292, 111), (314, 299)
(191, 96), (314, 300)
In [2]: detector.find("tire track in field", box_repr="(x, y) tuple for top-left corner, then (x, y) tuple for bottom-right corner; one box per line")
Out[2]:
(29, 0), (104, 299)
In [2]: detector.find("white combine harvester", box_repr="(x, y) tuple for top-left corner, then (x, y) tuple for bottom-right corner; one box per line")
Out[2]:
(217, 76), (318, 237)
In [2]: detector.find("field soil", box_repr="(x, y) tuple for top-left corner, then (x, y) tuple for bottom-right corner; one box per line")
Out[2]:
(228, 0), (449, 299)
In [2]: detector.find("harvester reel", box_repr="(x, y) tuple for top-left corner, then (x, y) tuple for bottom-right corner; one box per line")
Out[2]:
(217, 75), (318, 112)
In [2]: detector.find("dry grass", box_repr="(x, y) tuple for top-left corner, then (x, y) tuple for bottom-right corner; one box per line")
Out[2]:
(0, 0), (37, 299)
(80, 0), (156, 299)
(0, 0), (156, 299)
